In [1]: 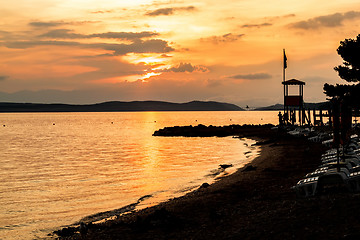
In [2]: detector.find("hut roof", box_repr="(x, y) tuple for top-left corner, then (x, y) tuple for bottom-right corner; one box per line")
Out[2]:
(282, 79), (305, 85)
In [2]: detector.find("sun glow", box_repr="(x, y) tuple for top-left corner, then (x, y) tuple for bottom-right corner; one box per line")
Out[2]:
(122, 53), (172, 81)
(139, 72), (162, 82)
(123, 53), (171, 66)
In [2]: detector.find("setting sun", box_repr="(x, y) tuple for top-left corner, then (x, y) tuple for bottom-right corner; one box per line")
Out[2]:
(123, 53), (170, 66)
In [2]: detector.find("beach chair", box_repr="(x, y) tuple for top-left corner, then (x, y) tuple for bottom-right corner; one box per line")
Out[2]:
(316, 171), (350, 193)
(348, 171), (360, 192)
(294, 177), (319, 197)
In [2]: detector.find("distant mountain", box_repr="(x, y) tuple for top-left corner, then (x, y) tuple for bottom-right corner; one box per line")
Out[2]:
(0, 101), (244, 112)
(255, 104), (284, 111)
(255, 102), (331, 111)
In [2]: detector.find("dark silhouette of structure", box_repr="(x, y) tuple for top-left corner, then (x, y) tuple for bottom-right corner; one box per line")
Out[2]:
(281, 49), (329, 126)
(282, 78), (305, 125)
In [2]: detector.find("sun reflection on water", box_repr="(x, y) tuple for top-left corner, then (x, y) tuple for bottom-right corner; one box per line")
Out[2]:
(0, 111), (276, 239)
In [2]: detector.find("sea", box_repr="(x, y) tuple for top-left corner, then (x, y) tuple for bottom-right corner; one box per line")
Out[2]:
(0, 111), (278, 240)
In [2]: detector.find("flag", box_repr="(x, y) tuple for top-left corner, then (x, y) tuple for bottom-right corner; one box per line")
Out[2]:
(283, 49), (287, 69)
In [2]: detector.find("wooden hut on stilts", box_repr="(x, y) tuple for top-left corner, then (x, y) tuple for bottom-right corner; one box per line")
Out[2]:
(280, 50), (332, 126)
(282, 49), (305, 126)
(282, 79), (305, 125)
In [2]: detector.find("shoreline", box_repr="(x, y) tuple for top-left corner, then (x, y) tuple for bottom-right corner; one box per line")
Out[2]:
(54, 126), (360, 239)
(63, 136), (258, 227)
(52, 135), (259, 234)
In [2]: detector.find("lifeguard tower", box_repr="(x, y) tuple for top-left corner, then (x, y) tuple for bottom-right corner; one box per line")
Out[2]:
(281, 49), (306, 125)
(282, 78), (305, 125)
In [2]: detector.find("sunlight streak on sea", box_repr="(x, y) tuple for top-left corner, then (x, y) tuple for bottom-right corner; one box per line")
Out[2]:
(0, 111), (278, 239)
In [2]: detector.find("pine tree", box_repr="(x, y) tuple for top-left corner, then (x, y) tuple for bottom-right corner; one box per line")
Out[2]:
(323, 34), (360, 107)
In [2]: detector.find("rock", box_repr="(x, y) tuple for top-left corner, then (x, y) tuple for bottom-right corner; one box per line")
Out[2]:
(219, 164), (233, 169)
(79, 222), (88, 236)
(54, 226), (77, 237)
(200, 183), (210, 189)
(138, 194), (152, 203)
(242, 165), (257, 172)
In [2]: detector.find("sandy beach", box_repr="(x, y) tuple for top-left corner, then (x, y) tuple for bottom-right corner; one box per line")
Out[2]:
(54, 126), (360, 240)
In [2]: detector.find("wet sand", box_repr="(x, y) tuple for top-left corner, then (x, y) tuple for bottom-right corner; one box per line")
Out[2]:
(55, 126), (360, 240)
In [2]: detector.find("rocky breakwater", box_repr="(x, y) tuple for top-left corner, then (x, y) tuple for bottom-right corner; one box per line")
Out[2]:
(153, 124), (275, 137)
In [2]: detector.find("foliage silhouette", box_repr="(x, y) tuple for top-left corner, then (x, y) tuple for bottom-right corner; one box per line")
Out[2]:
(324, 34), (360, 107)
(334, 34), (360, 83)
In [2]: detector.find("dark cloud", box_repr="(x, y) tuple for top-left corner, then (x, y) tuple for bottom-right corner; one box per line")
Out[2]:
(201, 33), (244, 44)
(110, 39), (173, 55)
(265, 14), (296, 21)
(29, 21), (67, 27)
(40, 29), (86, 39)
(91, 31), (159, 39)
(160, 54), (172, 58)
(72, 58), (148, 81)
(0, 30), (13, 40)
(3, 40), (81, 49)
(284, 14), (296, 18)
(29, 20), (98, 28)
(3, 39), (174, 55)
(2, 25), (173, 56)
(146, 8), (174, 16)
(290, 11), (360, 29)
(241, 23), (272, 28)
(146, 6), (196, 16)
(229, 73), (272, 80)
(161, 63), (208, 73)
(40, 29), (159, 40)
(0, 75), (9, 81)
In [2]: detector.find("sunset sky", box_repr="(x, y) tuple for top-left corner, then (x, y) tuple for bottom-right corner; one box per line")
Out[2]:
(1, 0), (360, 107)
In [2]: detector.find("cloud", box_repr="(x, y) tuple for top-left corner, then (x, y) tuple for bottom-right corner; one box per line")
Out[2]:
(40, 29), (159, 40)
(289, 11), (360, 29)
(3, 40), (80, 49)
(201, 33), (244, 44)
(40, 29), (86, 39)
(72, 58), (149, 81)
(2, 27), (172, 55)
(0, 75), (9, 81)
(241, 23), (272, 28)
(146, 6), (196, 16)
(3, 39), (174, 55)
(206, 79), (222, 88)
(283, 14), (296, 18)
(91, 32), (159, 39)
(161, 63), (208, 73)
(160, 54), (172, 58)
(91, 10), (114, 14)
(29, 21), (67, 27)
(29, 20), (98, 28)
(0, 30), (13, 40)
(265, 14), (296, 21)
(228, 73), (272, 80)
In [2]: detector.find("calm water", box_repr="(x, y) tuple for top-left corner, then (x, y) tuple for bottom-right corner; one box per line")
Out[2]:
(0, 111), (277, 239)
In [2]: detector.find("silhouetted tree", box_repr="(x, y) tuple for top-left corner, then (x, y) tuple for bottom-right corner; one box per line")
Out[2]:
(324, 34), (360, 107)
(334, 34), (360, 83)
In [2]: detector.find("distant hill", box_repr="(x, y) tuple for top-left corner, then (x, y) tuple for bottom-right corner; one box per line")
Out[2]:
(255, 104), (284, 111)
(0, 101), (244, 112)
(255, 102), (331, 111)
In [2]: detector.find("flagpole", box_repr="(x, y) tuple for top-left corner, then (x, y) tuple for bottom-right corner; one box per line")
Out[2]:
(283, 49), (286, 114)
(283, 49), (286, 83)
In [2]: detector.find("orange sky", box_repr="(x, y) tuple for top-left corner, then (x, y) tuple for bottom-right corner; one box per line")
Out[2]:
(1, 0), (360, 107)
